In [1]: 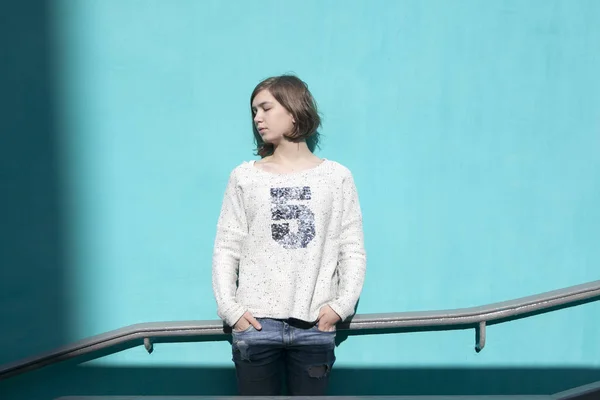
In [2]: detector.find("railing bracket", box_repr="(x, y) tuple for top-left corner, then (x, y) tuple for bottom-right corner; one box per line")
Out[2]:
(144, 337), (153, 354)
(475, 321), (486, 352)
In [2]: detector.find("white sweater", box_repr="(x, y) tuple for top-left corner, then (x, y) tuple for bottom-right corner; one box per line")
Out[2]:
(212, 159), (366, 327)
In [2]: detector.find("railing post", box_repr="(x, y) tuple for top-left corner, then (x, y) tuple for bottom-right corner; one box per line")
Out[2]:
(144, 337), (153, 354)
(475, 321), (486, 352)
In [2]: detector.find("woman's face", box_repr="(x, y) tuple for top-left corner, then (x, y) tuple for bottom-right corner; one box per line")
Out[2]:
(252, 89), (295, 144)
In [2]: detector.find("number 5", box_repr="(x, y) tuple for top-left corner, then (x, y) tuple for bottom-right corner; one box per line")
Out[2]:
(270, 187), (315, 249)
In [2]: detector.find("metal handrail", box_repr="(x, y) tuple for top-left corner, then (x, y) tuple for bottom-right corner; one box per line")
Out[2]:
(1, 280), (599, 381)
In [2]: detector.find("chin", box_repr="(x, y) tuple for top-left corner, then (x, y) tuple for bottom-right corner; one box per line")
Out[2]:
(262, 135), (279, 144)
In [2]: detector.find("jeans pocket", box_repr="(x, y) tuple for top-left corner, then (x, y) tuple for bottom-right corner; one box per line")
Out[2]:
(233, 324), (255, 334)
(311, 324), (336, 333)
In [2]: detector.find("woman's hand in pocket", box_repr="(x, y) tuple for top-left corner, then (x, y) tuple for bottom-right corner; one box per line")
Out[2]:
(233, 311), (262, 332)
(317, 305), (340, 332)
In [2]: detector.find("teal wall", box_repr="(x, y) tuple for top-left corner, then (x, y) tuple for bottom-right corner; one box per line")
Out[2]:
(2, 0), (599, 398)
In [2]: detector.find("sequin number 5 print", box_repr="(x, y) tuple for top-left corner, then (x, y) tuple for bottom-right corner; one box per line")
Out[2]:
(270, 187), (315, 249)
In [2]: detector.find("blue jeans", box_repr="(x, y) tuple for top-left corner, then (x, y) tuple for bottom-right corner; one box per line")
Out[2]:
(231, 318), (336, 396)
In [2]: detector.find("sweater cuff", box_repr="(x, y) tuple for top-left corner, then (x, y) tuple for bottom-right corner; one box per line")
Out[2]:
(328, 301), (354, 323)
(220, 304), (247, 328)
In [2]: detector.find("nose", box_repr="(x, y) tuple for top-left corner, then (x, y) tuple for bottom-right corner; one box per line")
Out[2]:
(253, 111), (263, 124)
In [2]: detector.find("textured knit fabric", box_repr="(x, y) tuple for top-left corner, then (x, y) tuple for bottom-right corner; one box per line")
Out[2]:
(212, 159), (366, 327)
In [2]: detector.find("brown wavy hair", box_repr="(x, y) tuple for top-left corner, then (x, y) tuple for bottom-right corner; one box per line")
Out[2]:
(250, 75), (321, 158)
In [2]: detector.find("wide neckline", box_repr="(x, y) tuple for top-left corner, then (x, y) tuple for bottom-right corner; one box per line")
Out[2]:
(249, 159), (328, 177)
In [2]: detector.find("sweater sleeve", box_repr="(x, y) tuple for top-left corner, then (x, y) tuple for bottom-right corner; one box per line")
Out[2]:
(212, 169), (248, 327)
(328, 171), (367, 321)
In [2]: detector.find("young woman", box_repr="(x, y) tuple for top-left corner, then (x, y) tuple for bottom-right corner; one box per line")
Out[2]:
(212, 75), (366, 396)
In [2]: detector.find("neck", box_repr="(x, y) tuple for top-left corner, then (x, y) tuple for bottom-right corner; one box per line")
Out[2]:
(270, 140), (314, 162)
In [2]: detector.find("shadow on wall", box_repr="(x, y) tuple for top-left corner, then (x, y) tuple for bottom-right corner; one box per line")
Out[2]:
(1, 364), (600, 399)
(0, 0), (68, 365)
